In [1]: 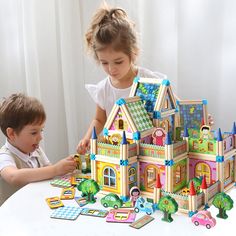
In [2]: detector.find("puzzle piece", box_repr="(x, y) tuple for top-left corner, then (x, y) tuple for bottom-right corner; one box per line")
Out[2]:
(129, 215), (154, 229)
(50, 175), (71, 188)
(50, 206), (82, 220)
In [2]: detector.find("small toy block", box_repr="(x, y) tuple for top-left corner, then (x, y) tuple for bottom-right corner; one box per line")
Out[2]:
(46, 197), (64, 209)
(50, 175), (71, 188)
(60, 187), (75, 200)
(50, 206), (82, 220)
(106, 209), (136, 223)
(74, 196), (88, 207)
(129, 215), (154, 229)
(80, 208), (108, 218)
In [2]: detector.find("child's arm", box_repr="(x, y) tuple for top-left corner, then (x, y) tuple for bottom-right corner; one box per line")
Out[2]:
(0, 156), (77, 187)
(77, 105), (106, 154)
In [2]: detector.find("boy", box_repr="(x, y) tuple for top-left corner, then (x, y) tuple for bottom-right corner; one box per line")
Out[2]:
(0, 93), (77, 205)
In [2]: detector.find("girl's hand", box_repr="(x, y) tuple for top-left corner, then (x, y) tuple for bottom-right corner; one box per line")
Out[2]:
(76, 139), (90, 155)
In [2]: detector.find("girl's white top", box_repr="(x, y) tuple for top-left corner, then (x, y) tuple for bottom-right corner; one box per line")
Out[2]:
(85, 67), (167, 116)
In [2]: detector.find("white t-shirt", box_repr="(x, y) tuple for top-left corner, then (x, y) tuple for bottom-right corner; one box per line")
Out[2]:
(0, 140), (50, 172)
(85, 67), (167, 116)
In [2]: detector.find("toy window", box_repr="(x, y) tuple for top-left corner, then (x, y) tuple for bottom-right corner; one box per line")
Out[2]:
(118, 119), (124, 129)
(175, 166), (181, 184)
(208, 142), (214, 152)
(164, 99), (169, 109)
(128, 167), (136, 184)
(103, 167), (116, 188)
(193, 141), (199, 150)
(224, 162), (230, 180)
(195, 163), (211, 184)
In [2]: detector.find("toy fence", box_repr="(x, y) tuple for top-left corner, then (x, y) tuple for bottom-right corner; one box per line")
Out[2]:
(97, 142), (120, 158)
(159, 180), (221, 214)
(173, 141), (187, 157)
(139, 143), (165, 158)
(97, 142), (137, 158)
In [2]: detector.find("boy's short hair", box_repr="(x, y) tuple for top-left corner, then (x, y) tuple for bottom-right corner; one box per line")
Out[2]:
(0, 93), (46, 137)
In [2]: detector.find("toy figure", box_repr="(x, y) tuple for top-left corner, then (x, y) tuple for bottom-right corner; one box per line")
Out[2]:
(152, 128), (166, 146)
(130, 186), (141, 207)
(200, 125), (211, 140)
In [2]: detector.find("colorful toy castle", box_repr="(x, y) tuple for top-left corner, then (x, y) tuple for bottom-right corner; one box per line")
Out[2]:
(89, 77), (236, 215)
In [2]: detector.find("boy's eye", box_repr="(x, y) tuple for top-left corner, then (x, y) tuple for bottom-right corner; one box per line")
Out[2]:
(101, 62), (108, 65)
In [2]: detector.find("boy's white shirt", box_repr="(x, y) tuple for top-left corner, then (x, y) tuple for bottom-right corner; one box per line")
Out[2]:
(0, 139), (51, 205)
(85, 67), (167, 116)
(0, 139), (50, 172)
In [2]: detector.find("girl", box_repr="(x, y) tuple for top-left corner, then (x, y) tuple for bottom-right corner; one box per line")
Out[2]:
(77, 5), (166, 154)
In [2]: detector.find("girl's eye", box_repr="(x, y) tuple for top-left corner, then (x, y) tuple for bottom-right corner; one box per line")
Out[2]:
(31, 132), (37, 135)
(115, 61), (123, 65)
(101, 62), (108, 65)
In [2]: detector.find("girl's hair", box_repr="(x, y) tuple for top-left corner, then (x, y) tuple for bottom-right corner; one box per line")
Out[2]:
(0, 93), (46, 136)
(85, 5), (139, 62)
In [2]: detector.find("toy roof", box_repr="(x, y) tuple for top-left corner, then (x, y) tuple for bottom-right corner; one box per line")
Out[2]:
(103, 96), (154, 140)
(129, 77), (177, 119)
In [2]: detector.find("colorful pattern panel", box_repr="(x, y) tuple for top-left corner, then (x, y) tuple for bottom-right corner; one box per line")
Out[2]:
(126, 100), (153, 131)
(135, 82), (161, 113)
(179, 104), (205, 129)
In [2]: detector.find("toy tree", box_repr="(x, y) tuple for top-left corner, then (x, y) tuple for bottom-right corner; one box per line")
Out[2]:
(77, 179), (100, 203)
(212, 192), (234, 219)
(158, 196), (178, 222)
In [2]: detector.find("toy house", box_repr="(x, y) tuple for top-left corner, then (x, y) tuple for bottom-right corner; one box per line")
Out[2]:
(89, 77), (236, 215)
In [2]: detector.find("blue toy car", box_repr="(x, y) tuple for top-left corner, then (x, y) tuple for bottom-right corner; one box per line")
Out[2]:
(134, 197), (156, 215)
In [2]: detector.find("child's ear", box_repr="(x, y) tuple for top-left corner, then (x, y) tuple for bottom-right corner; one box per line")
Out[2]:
(6, 127), (16, 141)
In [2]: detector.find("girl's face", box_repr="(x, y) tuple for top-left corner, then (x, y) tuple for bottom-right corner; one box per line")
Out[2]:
(8, 123), (45, 154)
(96, 47), (133, 82)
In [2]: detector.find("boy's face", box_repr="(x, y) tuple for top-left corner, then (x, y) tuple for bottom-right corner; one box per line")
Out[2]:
(97, 47), (132, 82)
(8, 123), (45, 155)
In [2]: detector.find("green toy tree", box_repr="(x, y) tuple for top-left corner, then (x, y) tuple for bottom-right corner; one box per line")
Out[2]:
(158, 196), (178, 222)
(77, 179), (100, 203)
(188, 177), (201, 193)
(212, 192), (234, 219)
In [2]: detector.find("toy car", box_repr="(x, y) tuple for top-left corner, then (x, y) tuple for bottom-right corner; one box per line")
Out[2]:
(134, 197), (156, 215)
(101, 193), (123, 209)
(191, 210), (216, 229)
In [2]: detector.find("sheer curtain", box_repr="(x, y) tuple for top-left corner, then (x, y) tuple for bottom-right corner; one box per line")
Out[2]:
(0, 0), (236, 163)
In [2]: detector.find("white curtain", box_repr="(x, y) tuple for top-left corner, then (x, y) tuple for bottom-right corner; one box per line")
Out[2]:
(0, 0), (236, 163)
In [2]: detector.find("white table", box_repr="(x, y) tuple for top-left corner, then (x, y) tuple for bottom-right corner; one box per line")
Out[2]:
(0, 180), (235, 236)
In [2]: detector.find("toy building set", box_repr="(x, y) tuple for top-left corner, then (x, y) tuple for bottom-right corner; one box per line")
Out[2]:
(47, 77), (235, 228)
(88, 77), (236, 216)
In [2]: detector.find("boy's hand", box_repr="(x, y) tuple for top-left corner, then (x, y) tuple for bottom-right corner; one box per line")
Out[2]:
(54, 156), (77, 176)
(76, 139), (90, 155)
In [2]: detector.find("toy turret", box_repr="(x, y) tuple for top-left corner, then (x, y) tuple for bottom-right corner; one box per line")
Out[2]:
(200, 176), (209, 209)
(183, 126), (189, 152)
(216, 128), (224, 192)
(153, 173), (162, 204)
(120, 131), (129, 201)
(201, 175), (207, 190)
(188, 181), (197, 216)
(217, 128), (223, 141)
(90, 127), (98, 180)
(232, 122), (236, 148)
(92, 126), (97, 139)
(165, 132), (174, 192)
(121, 130), (128, 144)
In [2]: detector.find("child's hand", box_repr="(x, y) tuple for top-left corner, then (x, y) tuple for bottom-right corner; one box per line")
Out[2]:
(208, 114), (214, 127)
(76, 139), (90, 155)
(54, 156), (77, 176)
